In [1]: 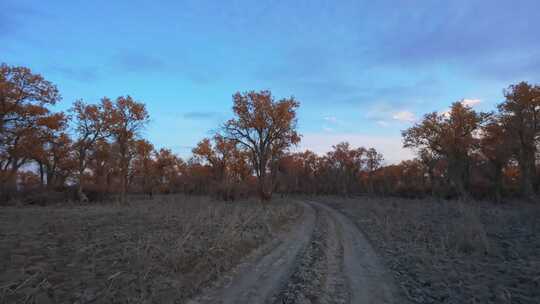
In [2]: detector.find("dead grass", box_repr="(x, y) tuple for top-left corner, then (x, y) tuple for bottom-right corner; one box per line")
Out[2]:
(0, 195), (302, 303)
(320, 196), (540, 304)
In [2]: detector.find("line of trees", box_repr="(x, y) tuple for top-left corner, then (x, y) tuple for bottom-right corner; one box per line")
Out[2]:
(1, 62), (539, 204)
(402, 83), (539, 201)
(0, 62), (151, 204)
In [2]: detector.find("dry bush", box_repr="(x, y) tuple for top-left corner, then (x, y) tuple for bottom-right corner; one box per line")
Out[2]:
(322, 196), (540, 304)
(0, 195), (302, 303)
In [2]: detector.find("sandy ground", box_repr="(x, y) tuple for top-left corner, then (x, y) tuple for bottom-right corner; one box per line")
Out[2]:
(189, 201), (404, 304)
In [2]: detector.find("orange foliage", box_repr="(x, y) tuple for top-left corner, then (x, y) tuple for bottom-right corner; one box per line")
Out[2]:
(223, 90), (300, 200)
(1, 61), (539, 203)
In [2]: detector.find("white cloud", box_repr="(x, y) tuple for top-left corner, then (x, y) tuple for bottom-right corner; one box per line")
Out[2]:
(439, 109), (451, 118)
(365, 103), (394, 121)
(297, 132), (415, 164)
(392, 110), (416, 122)
(323, 116), (338, 123)
(322, 126), (334, 132)
(439, 98), (482, 117)
(376, 120), (389, 127)
(461, 98), (481, 107)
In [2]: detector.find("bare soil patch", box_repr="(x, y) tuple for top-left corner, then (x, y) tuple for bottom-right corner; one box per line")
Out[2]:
(273, 207), (339, 304)
(320, 196), (540, 304)
(0, 195), (302, 304)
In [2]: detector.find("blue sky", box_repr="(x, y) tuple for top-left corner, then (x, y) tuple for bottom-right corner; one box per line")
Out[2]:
(2, 0), (539, 163)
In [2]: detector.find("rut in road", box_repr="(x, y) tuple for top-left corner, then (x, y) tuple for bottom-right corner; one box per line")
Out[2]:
(271, 206), (348, 304)
(188, 201), (403, 304)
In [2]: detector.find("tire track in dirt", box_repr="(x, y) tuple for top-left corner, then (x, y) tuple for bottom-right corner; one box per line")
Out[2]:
(189, 202), (317, 304)
(313, 201), (403, 304)
(189, 200), (404, 304)
(271, 206), (349, 304)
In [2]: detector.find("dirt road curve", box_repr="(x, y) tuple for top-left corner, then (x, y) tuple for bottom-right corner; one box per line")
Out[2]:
(189, 201), (403, 304)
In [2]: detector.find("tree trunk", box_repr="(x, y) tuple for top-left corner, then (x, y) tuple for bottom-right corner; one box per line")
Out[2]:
(426, 166), (434, 196)
(77, 148), (87, 202)
(46, 162), (58, 190)
(493, 163), (503, 203)
(519, 148), (536, 200)
(368, 172), (374, 194)
(0, 170), (16, 203)
(258, 171), (271, 201)
(448, 156), (470, 200)
(256, 154), (272, 202)
(119, 142), (129, 205)
(6, 167), (18, 198)
(120, 159), (128, 205)
(120, 174), (127, 204)
(39, 162), (45, 188)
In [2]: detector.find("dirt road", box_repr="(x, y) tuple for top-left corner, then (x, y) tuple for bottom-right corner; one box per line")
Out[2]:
(189, 201), (403, 304)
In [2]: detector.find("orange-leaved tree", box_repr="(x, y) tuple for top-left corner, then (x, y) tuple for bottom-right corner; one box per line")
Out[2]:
(153, 148), (183, 193)
(223, 90), (300, 201)
(326, 142), (366, 195)
(131, 139), (155, 196)
(193, 134), (251, 199)
(32, 112), (73, 189)
(0, 63), (61, 199)
(107, 96), (149, 204)
(403, 102), (485, 198)
(498, 82), (540, 200)
(365, 147), (384, 193)
(71, 99), (111, 201)
(479, 115), (513, 202)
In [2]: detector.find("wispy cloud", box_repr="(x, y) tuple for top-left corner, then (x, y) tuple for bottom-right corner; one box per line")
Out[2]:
(323, 116), (338, 123)
(111, 49), (222, 85)
(183, 111), (221, 120)
(0, 3), (43, 40)
(112, 51), (166, 73)
(366, 104), (417, 126)
(48, 65), (100, 82)
(392, 110), (416, 123)
(376, 120), (389, 127)
(461, 98), (481, 107)
(361, 1), (540, 81)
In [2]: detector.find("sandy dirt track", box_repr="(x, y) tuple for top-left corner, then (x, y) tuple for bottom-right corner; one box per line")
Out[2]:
(189, 201), (404, 304)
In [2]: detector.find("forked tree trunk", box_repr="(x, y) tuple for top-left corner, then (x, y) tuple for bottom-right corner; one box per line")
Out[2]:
(258, 173), (272, 201)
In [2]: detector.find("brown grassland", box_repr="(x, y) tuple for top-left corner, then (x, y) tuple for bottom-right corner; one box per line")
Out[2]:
(0, 196), (302, 303)
(322, 196), (540, 304)
(0, 195), (539, 303)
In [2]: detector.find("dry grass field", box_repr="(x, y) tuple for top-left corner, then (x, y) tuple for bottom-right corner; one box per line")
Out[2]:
(0, 195), (302, 304)
(321, 196), (540, 304)
(1, 194), (539, 304)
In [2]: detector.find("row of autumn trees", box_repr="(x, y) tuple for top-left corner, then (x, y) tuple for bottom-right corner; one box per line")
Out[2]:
(0, 63), (153, 204)
(401, 82), (540, 201)
(1, 62), (539, 203)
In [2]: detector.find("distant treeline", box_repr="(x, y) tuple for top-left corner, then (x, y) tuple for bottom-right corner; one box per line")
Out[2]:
(1, 63), (539, 204)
